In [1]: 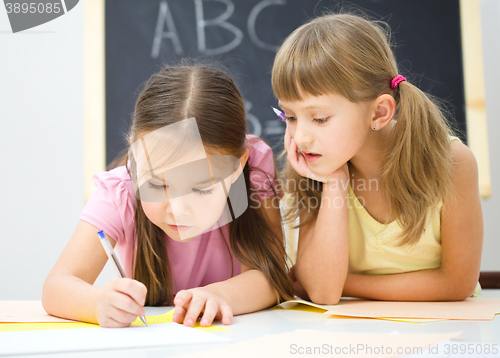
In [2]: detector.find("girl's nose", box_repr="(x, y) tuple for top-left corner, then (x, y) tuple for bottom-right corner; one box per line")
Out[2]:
(168, 196), (191, 219)
(292, 120), (313, 147)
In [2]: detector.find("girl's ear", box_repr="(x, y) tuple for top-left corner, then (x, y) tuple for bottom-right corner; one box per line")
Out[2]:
(371, 94), (396, 131)
(231, 148), (249, 184)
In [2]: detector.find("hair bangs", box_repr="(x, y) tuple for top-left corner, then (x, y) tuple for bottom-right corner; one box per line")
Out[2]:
(272, 22), (352, 102)
(272, 32), (303, 101)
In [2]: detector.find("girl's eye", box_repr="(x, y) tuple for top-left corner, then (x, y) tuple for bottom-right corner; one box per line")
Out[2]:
(285, 116), (297, 122)
(148, 182), (167, 190)
(193, 188), (214, 195)
(313, 117), (329, 124)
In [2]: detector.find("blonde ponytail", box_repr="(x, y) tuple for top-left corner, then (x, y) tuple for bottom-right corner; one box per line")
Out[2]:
(381, 81), (454, 245)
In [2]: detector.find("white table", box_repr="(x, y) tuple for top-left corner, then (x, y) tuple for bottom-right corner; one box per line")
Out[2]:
(8, 290), (500, 358)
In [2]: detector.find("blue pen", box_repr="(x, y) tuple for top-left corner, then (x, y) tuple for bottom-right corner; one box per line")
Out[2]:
(271, 106), (286, 122)
(97, 230), (148, 326)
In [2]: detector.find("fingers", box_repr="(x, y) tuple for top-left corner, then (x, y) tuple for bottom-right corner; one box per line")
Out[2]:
(182, 295), (206, 327)
(173, 290), (193, 324)
(200, 300), (218, 327)
(96, 278), (147, 328)
(172, 305), (187, 324)
(286, 137), (300, 166)
(286, 137), (349, 184)
(287, 138), (312, 178)
(289, 138), (307, 168)
(174, 290), (201, 327)
(172, 289), (233, 327)
(100, 317), (126, 328)
(111, 289), (146, 318)
(99, 304), (139, 328)
(113, 278), (147, 308)
(174, 289), (193, 307)
(219, 303), (233, 325)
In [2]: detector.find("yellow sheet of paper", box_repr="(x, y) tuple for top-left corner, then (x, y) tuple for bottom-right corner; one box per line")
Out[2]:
(0, 308), (228, 332)
(176, 329), (462, 358)
(325, 297), (500, 321)
(131, 309), (229, 332)
(276, 304), (328, 315)
(0, 301), (78, 323)
(0, 322), (98, 332)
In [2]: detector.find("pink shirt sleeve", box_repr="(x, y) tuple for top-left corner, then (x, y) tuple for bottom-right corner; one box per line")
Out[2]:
(246, 134), (281, 201)
(80, 166), (137, 277)
(80, 166), (136, 242)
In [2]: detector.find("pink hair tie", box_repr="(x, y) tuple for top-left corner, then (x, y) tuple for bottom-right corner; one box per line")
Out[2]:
(391, 75), (407, 90)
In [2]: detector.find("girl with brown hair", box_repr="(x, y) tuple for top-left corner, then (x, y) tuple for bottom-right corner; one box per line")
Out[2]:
(42, 64), (293, 327)
(272, 13), (483, 304)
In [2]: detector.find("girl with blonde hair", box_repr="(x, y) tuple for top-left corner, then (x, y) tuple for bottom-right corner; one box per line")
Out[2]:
(272, 13), (482, 303)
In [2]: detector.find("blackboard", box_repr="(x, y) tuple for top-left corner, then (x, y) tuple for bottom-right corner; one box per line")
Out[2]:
(105, 0), (465, 166)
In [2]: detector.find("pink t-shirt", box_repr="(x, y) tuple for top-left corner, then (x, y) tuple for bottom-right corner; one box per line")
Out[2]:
(80, 135), (278, 295)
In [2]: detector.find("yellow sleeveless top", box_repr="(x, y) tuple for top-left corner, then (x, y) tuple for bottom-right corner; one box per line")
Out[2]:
(346, 179), (481, 296)
(283, 136), (481, 296)
(347, 185), (443, 275)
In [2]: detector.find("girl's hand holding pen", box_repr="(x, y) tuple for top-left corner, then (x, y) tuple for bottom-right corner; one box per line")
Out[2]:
(96, 278), (147, 328)
(173, 288), (232, 327)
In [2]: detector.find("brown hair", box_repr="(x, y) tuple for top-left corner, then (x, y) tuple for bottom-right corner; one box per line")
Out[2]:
(112, 63), (293, 305)
(272, 13), (454, 245)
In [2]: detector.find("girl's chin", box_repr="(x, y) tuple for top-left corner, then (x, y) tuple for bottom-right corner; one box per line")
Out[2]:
(170, 235), (196, 242)
(163, 225), (211, 242)
(163, 227), (198, 242)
